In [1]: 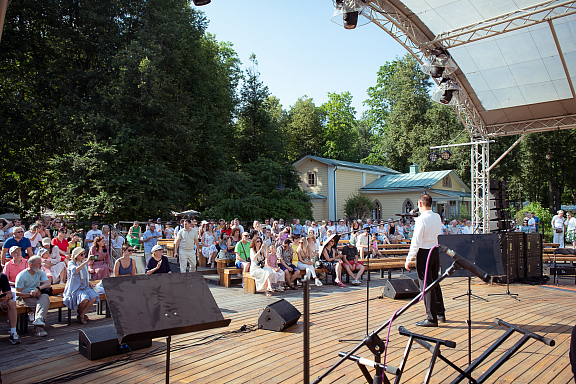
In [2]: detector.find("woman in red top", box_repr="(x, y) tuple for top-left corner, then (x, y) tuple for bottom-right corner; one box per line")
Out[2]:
(51, 228), (70, 262)
(221, 222), (232, 237)
(88, 236), (112, 280)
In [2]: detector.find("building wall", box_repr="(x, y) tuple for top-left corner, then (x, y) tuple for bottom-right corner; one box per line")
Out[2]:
(365, 173), (378, 186)
(431, 172), (468, 193)
(365, 191), (425, 222)
(335, 169), (364, 219)
(310, 200), (328, 222)
(295, 159), (329, 198)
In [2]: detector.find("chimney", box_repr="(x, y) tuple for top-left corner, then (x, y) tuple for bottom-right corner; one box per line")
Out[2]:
(409, 164), (418, 174)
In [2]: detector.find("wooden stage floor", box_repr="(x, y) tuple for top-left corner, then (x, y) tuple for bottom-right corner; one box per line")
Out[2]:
(1, 277), (575, 383)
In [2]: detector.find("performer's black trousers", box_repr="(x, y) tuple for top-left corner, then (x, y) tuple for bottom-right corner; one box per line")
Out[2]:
(416, 247), (445, 322)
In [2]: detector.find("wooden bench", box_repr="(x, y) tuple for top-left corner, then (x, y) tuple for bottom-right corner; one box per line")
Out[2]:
(220, 268), (242, 287)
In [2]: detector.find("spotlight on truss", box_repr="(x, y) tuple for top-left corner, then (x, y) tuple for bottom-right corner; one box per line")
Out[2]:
(192, 0), (211, 6)
(431, 78), (462, 106)
(428, 152), (439, 162)
(421, 48), (458, 78)
(440, 150), (452, 160)
(332, 0), (371, 30)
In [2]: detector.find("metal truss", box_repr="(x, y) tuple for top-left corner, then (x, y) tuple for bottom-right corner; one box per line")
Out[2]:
(487, 114), (576, 137)
(365, 0), (490, 231)
(427, 0), (576, 49)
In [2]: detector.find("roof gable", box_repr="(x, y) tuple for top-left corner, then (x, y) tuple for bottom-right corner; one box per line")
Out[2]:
(361, 170), (469, 191)
(293, 155), (400, 175)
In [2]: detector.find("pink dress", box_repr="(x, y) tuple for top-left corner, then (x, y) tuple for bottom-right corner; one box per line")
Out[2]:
(88, 247), (111, 280)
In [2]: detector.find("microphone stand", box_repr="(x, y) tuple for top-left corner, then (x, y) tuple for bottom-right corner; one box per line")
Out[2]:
(336, 218), (412, 343)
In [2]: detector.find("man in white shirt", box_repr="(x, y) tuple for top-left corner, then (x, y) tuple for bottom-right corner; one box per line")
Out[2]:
(461, 220), (474, 234)
(24, 224), (43, 251)
(232, 218), (244, 234)
(174, 220), (200, 273)
(405, 194), (445, 327)
(527, 214), (536, 233)
(447, 220), (461, 235)
(85, 223), (102, 252)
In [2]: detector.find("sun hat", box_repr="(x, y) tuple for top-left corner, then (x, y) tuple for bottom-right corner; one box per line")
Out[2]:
(42, 238), (51, 247)
(9, 246), (20, 255)
(151, 244), (163, 253)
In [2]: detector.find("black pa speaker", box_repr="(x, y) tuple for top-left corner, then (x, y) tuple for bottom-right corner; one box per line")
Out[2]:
(384, 279), (420, 300)
(397, 272), (420, 288)
(258, 299), (301, 332)
(79, 324), (152, 360)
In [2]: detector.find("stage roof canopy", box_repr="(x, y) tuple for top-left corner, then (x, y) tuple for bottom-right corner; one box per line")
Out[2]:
(366, 0), (576, 137)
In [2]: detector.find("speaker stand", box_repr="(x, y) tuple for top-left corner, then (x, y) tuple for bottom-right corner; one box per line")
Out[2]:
(166, 335), (171, 384)
(488, 253), (519, 301)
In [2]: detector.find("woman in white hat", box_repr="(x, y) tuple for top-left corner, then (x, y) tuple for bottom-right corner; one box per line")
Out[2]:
(63, 247), (101, 324)
(145, 244), (171, 274)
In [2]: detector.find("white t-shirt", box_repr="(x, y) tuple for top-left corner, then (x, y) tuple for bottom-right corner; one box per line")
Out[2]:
(111, 235), (125, 249)
(461, 226), (474, 234)
(85, 229), (103, 245)
(566, 217), (576, 231)
(24, 231), (43, 247)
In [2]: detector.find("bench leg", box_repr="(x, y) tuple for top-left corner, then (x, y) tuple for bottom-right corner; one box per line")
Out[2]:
(68, 308), (71, 326)
(224, 275), (232, 288)
(18, 312), (28, 335)
(244, 278), (256, 294)
(388, 270), (392, 280)
(58, 307), (62, 322)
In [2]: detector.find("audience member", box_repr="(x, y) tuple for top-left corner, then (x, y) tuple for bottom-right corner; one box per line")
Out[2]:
(127, 221), (141, 249)
(319, 234), (345, 287)
(24, 224), (43, 252)
(142, 222), (161, 263)
(249, 237), (274, 296)
(296, 238), (322, 287)
(4, 246), (29, 287)
(235, 232), (252, 287)
(52, 228), (70, 261)
(552, 210), (566, 248)
(145, 244), (171, 274)
(174, 219), (200, 273)
(357, 227), (371, 259)
(265, 245), (285, 291)
(566, 212), (576, 249)
(461, 220), (473, 234)
(63, 248), (101, 324)
(114, 244), (136, 276)
(0, 268), (20, 344)
(341, 239), (364, 285)
(277, 239), (301, 290)
(201, 223), (218, 269)
(15, 255), (50, 337)
(87, 236), (112, 280)
(85, 222), (102, 251)
(2, 226), (33, 265)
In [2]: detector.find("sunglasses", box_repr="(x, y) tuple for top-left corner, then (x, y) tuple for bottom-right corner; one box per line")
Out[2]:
(127, 249), (134, 253)
(15, 230), (23, 233)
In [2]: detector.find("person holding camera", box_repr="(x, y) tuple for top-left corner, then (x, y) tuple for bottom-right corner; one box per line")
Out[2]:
(87, 236), (112, 280)
(63, 247), (100, 325)
(15, 256), (51, 337)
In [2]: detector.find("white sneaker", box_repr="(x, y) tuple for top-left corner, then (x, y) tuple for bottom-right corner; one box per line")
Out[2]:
(36, 328), (47, 337)
(28, 313), (35, 322)
(32, 318), (45, 327)
(315, 279), (323, 287)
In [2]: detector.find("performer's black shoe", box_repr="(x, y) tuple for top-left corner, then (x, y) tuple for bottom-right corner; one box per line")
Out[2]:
(415, 319), (438, 327)
(437, 315), (446, 323)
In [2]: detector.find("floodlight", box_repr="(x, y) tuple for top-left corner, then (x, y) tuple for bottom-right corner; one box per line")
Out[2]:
(332, 0), (371, 29)
(192, 0), (211, 6)
(440, 150), (452, 160)
(421, 48), (457, 79)
(431, 78), (462, 106)
(428, 152), (439, 162)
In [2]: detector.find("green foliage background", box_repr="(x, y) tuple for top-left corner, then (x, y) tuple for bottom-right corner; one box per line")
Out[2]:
(2, 2), (576, 222)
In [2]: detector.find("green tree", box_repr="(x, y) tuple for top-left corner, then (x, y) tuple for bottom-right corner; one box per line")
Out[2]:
(343, 193), (375, 221)
(283, 96), (325, 163)
(234, 55), (284, 165)
(320, 91), (360, 162)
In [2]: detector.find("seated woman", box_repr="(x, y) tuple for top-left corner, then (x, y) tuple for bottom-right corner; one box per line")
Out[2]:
(266, 245), (285, 292)
(319, 234), (345, 287)
(387, 219), (398, 244)
(88, 236), (112, 280)
(40, 238), (67, 284)
(377, 221), (390, 244)
(145, 244), (171, 274)
(341, 238), (365, 285)
(63, 247), (101, 325)
(249, 237), (273, 297)
(113, 244), (136, 276)
(296, 238), (322, 287)
(370, 234), (383, 258)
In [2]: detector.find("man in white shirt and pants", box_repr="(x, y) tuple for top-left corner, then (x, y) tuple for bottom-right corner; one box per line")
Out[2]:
(405, 194), (445, 327)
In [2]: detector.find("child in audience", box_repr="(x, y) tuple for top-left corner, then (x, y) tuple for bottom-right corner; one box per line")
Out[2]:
(266, 245), (285, 291)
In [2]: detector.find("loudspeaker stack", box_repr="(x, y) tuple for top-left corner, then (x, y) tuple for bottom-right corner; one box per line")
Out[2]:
(504, 232), (524, 282)
(525, 233), (542, 279)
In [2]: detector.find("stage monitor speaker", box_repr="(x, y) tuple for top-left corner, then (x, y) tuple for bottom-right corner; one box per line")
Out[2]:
(384, 279), (420, 300)
(505, 232), (524, 282)
(439, 234), (505, 278)
(398, 272), (420, 288)
(258, 299), (301, 332)
(102, 273), (230, 344)
(525, 233), (542, 278)
(79, 324), (152, 360)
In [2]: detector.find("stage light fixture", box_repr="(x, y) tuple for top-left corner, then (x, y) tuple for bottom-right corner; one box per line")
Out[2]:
(332, 0), (371, 30)
(192, 0), (211, 6)
(440, 150), (452, 160)
(428, 152), (439, 162)
(431, 78), (462, 106)
(421, 48), (457, 79)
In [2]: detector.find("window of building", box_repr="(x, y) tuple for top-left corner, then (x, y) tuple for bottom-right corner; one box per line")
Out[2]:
(402, 198), (414, 214)
(374, 200), (382, 221)
(306, 171), (317, 187)
(442, 175), (452, 188)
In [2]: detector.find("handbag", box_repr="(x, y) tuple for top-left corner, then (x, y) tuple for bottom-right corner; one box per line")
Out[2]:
(555, 227), (563, 233)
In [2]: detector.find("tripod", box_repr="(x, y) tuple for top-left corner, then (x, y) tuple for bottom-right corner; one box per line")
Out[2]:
(488, 233), (519, 301)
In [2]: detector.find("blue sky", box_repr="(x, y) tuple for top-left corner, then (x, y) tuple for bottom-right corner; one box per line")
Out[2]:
(199, 1), (407, 115)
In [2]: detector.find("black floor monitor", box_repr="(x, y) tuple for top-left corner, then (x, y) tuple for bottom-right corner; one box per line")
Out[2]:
(439, 234), (505, 277)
